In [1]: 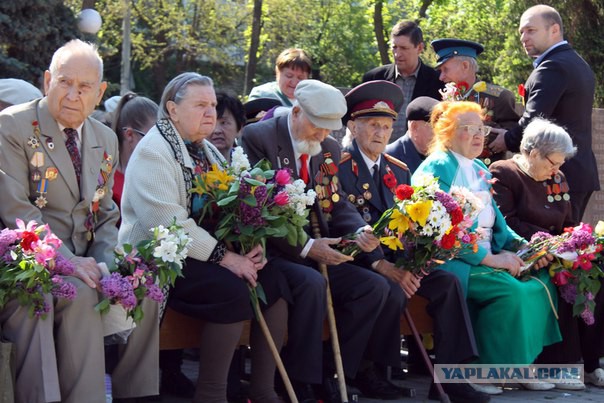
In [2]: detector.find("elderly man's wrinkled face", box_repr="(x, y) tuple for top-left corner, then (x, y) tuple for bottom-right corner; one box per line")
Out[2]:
(44, 53), (106, 128)
(409, 120), (434, 156)
(437, 57), (470, 84)
(349, 116), (394, 161)
(290, 106), (329, 156)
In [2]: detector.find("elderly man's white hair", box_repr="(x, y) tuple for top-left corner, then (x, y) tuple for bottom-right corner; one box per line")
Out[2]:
(48, 39), (104, 82)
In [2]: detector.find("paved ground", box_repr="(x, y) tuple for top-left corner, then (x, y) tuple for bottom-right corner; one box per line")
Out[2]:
(153, 358), (604, 403)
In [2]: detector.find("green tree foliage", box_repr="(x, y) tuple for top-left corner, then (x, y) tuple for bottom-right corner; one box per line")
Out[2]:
(0, 0), (79, 86)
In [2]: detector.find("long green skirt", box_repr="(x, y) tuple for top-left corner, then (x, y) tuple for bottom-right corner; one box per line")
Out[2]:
(440, 263), (562, 365)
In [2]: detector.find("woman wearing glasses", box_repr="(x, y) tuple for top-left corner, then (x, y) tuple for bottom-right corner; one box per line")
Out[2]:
(412, 101), (561, 391)
(490, 119), (604, 390)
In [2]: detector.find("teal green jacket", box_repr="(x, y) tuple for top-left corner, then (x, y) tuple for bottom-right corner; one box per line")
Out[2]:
(412, 150), (525, 295)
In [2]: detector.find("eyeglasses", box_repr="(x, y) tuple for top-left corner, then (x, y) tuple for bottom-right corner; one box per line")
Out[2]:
(123, 127), (146, 137)
(544, 154), (564, 169)
(459, 124), (492, 137)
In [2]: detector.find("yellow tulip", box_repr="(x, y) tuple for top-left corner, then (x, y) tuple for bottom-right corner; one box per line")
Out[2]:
(388, 208), (409, 234)
(406, 200), (432, 227)
(380, 236), (403, 251)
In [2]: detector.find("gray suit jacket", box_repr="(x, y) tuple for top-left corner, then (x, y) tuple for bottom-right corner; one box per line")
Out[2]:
(0, 97), (119, 263)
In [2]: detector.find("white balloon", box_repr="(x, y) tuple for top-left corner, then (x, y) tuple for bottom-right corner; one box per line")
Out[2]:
(77, 9), (102, 34)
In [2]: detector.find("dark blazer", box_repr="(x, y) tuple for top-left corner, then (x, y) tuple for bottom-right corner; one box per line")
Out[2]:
(339, 140), (410, 225)
(385, 132), (425, 174)
(241, 115), (383, 264)
(504, 43), (599, 193)
(362, 60), (444, 101)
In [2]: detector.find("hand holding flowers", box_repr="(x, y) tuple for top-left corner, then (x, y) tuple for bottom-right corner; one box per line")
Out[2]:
(0, 219), (76, 318)
(95, 220), (191, 324)
(519, 222), (604, 324)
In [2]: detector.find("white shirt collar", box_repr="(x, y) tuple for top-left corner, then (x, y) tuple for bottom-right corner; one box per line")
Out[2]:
(358, 145), (382, 172)
(58, 123), (84, 143)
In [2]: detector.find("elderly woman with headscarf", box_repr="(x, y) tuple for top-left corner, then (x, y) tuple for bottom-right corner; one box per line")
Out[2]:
(412, 101), (561, 392)
(118, 72), (289, 403)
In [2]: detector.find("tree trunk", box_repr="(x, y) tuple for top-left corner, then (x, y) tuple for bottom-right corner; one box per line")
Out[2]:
(374, 0), (389, 65)
(244, 0), (263, 97)
(120, 0), (131, 94)
(81, 0), (96, 9)
(419, 0), (434, 20)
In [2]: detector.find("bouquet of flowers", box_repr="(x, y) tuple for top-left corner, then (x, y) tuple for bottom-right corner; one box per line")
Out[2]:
(341, 175), (482, 276)
(191, 147), (316, 255)
(0, 219), (77, 318)
(439, 81), (487, 102)
(95, 220), (191, 324)
(518, 222), (604, 324)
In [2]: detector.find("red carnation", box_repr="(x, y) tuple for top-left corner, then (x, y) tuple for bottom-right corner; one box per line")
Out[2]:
(20, 231), (40, 252)
(518, 84), (526, 97)
(450, 208), (463, 226)
(440, 231), (456, 250)
(457, 81), (470, 94)
(552, 270), (573, 286)
(383, 172), (397, 189)
(395, 184), (414, 201)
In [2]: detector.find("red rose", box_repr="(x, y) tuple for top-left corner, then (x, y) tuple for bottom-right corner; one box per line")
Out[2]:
(20, 231), (40, 252)
(440, 231), (456, 250)
(450, 208), (463, 226)
(395, 184), (414, 201)
(383, 172), (397, 189)
(457, 81), (470, 94)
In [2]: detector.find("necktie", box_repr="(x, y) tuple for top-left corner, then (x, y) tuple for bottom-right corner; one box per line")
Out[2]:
(299, 154), (309, 184)
(372, 164), (380, 185)
(64, 128), (82, 188)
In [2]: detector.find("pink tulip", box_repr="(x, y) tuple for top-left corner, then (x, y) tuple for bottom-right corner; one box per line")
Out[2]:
(274, 191), (290, 206)
(275, 169), (291, 186)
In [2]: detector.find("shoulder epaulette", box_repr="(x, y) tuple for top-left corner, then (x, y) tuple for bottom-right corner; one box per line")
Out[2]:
(384, 153), (409, 171)
(482, 83), (505, 97)
(340, 151), (352, 164)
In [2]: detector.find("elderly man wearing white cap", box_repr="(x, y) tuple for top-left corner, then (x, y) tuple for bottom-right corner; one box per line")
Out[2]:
(0, 78), (43, 111)
(242, 79), (410, 402)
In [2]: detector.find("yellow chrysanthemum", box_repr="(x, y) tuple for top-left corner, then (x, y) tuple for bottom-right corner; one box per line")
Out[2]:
(388, 208), (409, 234)
(380, 235), (403, 251)
(406, 200), (432, 227)
(595, 221), (604, 237)
(205, 164), (234, 191)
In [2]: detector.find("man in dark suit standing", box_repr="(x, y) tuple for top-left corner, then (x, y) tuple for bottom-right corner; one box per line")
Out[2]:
(490, 4), (599, 222)
(339, 81), (489, 403)
(0, 40), (119, 403)
(362, 20), (443, 142)
(242, 80), (409, 401)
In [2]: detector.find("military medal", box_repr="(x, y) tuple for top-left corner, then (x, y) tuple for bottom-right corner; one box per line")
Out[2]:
(544, 174), (570, 203)
(30, 152), (44, 183)
(45, 167), (58, 181)
(282, 157), (289, 166)
(27, 136), (40, 149)
(362, 207), (371, 222)
(35, 178), (48, 208)
(46, 137), (54, 150)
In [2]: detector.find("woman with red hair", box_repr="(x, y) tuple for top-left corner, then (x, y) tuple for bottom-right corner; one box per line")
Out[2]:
(412, 101), (561, 391)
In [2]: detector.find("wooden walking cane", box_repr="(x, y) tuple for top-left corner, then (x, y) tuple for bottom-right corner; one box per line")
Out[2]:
(310, 211), (349, 403)
(226, 241), (298, 403)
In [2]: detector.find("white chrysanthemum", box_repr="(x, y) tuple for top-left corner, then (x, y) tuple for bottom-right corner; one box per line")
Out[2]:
(153, 239), (178, 262)
(413, 173), (436, 188)
(450, 186), (484, 220)
(231, 146), (251, 174)
(420, 200), (451, 241)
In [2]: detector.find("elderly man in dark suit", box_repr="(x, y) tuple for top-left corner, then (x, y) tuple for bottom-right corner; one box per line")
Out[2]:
(362, 20), (443, 142)
(490, 4), (599, 222)
(0, 40), (122, 403)
(339, 81), (489, 403)
(242, 80), (409, 402)
(385, 96), (439, 174)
